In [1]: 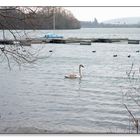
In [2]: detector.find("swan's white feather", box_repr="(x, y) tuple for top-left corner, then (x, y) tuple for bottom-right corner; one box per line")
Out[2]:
(65, 73), (80, 79)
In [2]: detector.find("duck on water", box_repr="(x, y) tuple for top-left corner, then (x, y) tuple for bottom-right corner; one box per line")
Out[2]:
(65, 64), (84, 79)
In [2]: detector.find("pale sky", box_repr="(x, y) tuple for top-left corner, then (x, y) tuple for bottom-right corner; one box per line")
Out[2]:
(65, 7), (140, 22)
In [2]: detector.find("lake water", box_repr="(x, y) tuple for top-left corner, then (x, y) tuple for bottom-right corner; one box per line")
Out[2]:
(0, 28), (140, 133)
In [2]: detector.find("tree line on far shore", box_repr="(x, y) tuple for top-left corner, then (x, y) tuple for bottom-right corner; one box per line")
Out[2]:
(81, 18), (140, 28)
(0, 6), (81, 30)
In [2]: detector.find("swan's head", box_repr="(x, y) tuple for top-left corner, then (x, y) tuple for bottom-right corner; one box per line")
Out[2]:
(79, 64), (84, 68)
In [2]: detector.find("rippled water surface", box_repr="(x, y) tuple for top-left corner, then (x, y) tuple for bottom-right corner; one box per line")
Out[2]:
(0, 28), (140, 133)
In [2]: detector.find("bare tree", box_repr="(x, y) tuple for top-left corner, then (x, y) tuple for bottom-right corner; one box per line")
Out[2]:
(0, 7), (41, 70)
(122, 63), (140, 133)
(0, 6), (80, 69)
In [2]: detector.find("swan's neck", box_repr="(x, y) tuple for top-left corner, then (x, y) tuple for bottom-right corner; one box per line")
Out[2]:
(79, 66), (82, 78)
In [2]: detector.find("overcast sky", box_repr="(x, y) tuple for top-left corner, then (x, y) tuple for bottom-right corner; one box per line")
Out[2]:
(65, 7), (140, 22)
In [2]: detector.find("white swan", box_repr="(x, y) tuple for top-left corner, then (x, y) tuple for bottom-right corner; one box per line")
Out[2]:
(65, 64), (84, 79)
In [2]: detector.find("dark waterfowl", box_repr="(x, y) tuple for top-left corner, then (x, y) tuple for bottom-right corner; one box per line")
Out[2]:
(128, 55), (131, 58)
(113, 54), (117, 57)
(49, 50), (53, 52)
